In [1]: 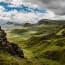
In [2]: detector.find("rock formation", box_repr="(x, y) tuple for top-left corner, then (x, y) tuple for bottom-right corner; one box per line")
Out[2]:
(0, 26), (24, 58)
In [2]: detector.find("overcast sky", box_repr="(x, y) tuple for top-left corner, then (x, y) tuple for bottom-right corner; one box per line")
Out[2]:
(0, 0), (65, 23)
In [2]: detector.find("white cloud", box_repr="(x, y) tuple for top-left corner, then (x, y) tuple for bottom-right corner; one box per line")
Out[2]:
(11, 0), (23, 6)
(51, 15), (65, 20)
(0, 0), (10, 3)
(0, 8), (56, 24)
(0, 0), (64, 24)
(0, 0), (24, 6)
(0, 0), (56, 24)
(23, 2), (40, 8)
(0, 6), (4, 12)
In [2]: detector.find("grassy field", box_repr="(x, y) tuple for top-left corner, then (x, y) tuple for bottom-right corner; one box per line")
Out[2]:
(1, 21), (65, 65)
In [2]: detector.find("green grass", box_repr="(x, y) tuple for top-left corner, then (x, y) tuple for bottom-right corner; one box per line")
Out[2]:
(1, 21), (65, 65)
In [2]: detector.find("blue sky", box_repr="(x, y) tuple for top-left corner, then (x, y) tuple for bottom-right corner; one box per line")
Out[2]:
(0, 2), (48, 13)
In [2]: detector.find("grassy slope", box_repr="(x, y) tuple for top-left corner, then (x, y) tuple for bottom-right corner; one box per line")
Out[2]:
(1, 21), (65, 65)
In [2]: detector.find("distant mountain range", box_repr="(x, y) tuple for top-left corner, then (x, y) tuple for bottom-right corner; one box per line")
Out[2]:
(0, 19), (65, 29)
(0, 20), (22, 26)
(38, 19), (65, 25)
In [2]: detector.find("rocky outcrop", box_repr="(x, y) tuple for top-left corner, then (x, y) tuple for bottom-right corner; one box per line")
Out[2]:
(0, 26), (24, 58)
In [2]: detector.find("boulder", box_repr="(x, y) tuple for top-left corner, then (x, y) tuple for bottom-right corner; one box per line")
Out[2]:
(8, 43), (24, 58)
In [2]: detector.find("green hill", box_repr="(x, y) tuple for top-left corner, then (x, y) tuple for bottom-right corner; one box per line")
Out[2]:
(1, 20), (65, 65)
(24, 27), (65, 65)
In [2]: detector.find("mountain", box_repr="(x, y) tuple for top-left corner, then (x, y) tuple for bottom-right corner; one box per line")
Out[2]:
(0, 20), (23, 29)
(1, 18), (65, 65)
(6, 21), (23, 26)
(38, 19), (50, 24)
(38, 19), (65, 25)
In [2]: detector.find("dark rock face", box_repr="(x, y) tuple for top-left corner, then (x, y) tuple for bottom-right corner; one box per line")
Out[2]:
(0, 26), (24, 58)
(7, 43), (24, 58)
(0, 26), (7, 46)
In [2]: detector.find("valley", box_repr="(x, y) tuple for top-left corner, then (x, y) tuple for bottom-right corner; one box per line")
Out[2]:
(0, 19), (65, 65)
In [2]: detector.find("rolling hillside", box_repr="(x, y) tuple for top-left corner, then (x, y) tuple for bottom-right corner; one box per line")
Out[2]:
(0, 19), (65, 65)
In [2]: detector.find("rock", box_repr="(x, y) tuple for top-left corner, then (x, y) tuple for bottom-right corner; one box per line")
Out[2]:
(0, 26), (7, 46)
(7, 44), (17, 55)
(0, 26), (24, 58)
(6, 43), (24, 58)
(1, 41), (7, 47)
(9, 43), (24, 58)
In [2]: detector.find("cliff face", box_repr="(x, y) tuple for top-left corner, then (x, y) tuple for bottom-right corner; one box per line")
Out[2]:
(0, 26), (24, 58)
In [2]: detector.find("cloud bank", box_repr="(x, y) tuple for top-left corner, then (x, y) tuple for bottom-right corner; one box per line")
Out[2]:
(27, 0), (65, 15)
(0, 0), (65, 24)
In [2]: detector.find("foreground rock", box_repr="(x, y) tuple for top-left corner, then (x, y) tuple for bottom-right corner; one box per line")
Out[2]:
(0, 26), (24, 58)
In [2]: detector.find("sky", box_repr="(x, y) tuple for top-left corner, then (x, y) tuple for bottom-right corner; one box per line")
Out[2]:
(0, 0), (65, 23)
